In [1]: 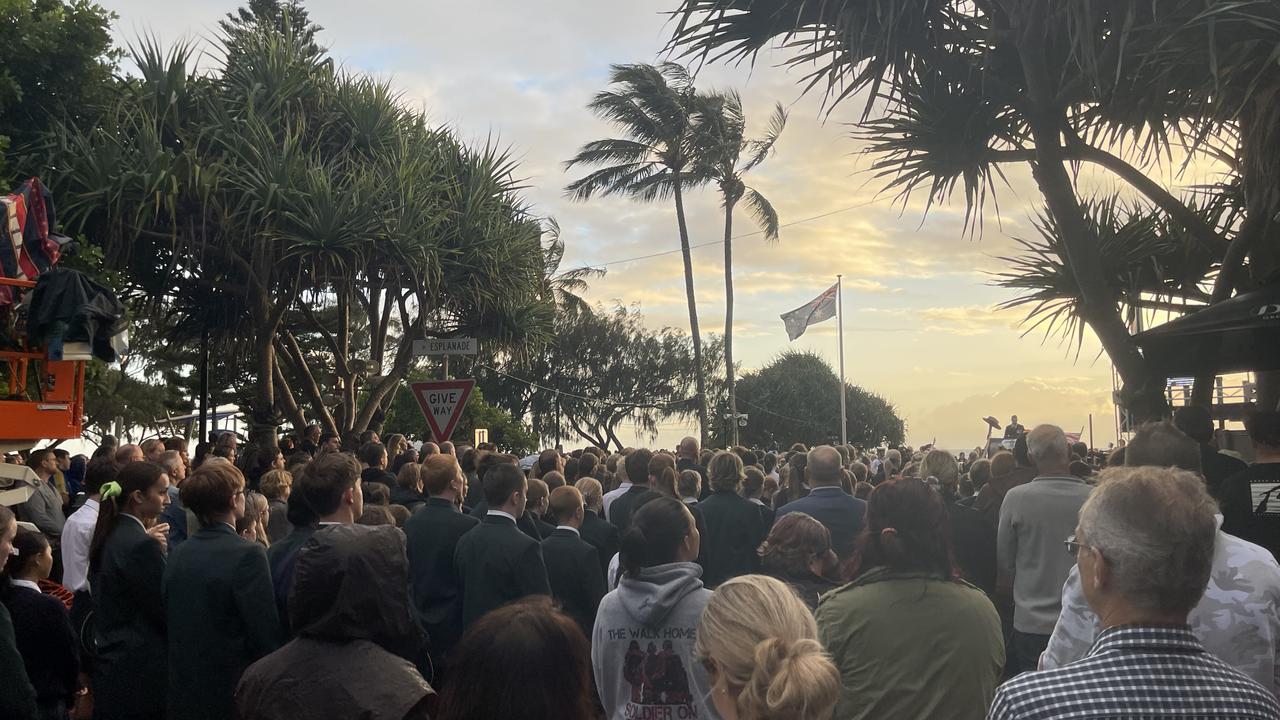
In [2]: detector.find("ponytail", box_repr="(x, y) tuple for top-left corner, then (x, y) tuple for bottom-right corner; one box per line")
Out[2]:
(619, 494), (689, 579)
(89, 461), (166, 575)
(2, 529), (50, 601)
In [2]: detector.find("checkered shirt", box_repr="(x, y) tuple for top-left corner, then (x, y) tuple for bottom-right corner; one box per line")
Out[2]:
(989, 624), (1280, 719)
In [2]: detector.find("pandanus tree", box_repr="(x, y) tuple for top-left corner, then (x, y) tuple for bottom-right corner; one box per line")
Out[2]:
(693, 91), (786, 445)
(47, 9), (555, 448)
(565, 62), (714, 446)
(669, 0), (1280, 414)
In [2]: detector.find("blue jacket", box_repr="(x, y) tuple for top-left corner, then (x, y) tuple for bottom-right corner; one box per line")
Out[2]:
(776, 486), (867, 559)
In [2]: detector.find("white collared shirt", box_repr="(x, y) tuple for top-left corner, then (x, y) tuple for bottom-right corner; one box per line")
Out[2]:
(61, 498), (99, 592)
(602, 482), (632, 517)
(121, 513), (147, 531)
(9, 578), (40, 593)
(555, 525), (580, 536)
(487, 509), (517, 523)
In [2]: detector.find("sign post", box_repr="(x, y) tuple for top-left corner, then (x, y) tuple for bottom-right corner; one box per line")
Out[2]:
(410, 380), (475, 444)
(412, 338), (478, 383)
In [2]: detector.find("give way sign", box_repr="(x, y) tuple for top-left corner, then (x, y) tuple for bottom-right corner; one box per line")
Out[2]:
(409, 380), (475, 443)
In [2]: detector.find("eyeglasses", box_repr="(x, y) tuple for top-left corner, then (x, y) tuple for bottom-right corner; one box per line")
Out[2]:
(1064, 535), (1084, 556)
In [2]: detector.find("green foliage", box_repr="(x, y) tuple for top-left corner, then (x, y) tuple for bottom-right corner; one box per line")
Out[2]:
(478, 304), (720, 450)
(0, 0), (118, 180)
(734, 350), (903, 449)
(45, 6), (557, 442)
(383, 377), (537, 454)
(219, 0), (322, 63)
(453, 387), (538, 455)
(994, 196), (1218, 345)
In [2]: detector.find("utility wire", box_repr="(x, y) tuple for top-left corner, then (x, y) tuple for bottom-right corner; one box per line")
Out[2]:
(563, 198), (881, 273)
(469, 357), (697, 411)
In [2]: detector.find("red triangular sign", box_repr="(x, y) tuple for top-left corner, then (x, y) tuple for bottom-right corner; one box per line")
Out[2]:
(409, 380), (475, 443)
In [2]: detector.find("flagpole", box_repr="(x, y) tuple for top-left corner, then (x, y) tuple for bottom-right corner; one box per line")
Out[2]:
(837, 274), (847, 447)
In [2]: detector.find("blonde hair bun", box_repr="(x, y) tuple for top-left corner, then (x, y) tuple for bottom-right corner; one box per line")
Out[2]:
(695, 575), (840, 720)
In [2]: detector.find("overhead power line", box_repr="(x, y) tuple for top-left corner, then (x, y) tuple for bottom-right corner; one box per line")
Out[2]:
(468, 357), (696, 412)
(563, 198), (881, 273)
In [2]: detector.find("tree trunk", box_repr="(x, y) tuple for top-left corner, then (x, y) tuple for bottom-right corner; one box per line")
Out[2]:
(272, 357), (308, 433)
(352, 323), (424, 432)
(722, 196), (738, 447)
(337, 286), (355, 432)
(1014, 25), (1163, 420)
(673, 180), (709, 446)
(277, 331), (339, 435)
(250, 321), (280, 451)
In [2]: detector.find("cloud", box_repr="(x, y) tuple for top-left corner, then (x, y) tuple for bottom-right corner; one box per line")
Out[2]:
(859, 305), (1021, 335)
(95, 0), (1123, 452)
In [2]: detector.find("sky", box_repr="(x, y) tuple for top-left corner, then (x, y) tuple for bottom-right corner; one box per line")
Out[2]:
(94, 0), (1157, 451)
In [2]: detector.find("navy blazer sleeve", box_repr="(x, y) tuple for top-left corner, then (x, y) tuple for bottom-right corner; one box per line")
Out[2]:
(0, 604), (37, 720)
(519, 542), (552, 597)
(581, 545), (606, 621)
(234, 545), (283, 661)
(123, 535), (167, 632)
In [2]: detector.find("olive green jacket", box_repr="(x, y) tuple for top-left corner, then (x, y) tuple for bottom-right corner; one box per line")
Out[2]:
(816, 567), (1004, 720)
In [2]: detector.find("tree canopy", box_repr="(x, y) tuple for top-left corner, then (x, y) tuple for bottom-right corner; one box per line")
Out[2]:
(0, 0), (117, 179)
(43, 9), (556, 448)
(734, 350), (904, 449)
(478, 303), (720, 450)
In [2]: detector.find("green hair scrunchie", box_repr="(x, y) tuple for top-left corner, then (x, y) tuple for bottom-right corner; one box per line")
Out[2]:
(100, 481), (123, 502)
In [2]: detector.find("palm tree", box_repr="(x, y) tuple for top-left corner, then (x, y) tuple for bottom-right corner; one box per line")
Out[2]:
(695, 91), (786, 445)
(565, 62), (713, 445)
(668, 0), (1280, 416)
(50, 19), (559, 447)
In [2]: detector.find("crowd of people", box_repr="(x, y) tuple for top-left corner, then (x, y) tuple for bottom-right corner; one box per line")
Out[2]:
(2, 408), (1280, 719)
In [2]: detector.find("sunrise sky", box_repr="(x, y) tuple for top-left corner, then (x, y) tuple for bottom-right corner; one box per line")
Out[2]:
(95, 0), (1202, 451)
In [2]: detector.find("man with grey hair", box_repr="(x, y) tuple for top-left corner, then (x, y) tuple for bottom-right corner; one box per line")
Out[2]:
(1042, 421), (1280, 695)
(998, 424), (1091, 675)
(157, 449), (192, 547)
(776, 445), (868, 559)
(991, 466), (1280, 719)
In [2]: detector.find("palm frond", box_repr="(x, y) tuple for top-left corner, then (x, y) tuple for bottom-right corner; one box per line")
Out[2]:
(563, 138), (655, 169)
(993, 195), (1218, 346)
(741, 102), (788, 173)
(564, 161), (663, 201)
(859, 65), (1021, 233)
(743, 187), (780, 242)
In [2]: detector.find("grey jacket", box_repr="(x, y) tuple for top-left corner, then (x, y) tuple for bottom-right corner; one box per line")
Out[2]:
(591, 562), (719, 720)
(19, 478), (64, 538)
(997, 475), (1091, 634)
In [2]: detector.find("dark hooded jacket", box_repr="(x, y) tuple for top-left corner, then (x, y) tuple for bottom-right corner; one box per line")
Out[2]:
(236, 525), (434, 720)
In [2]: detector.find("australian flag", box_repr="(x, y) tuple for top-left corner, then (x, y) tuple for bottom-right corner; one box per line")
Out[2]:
(780, 283), (838, 341)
